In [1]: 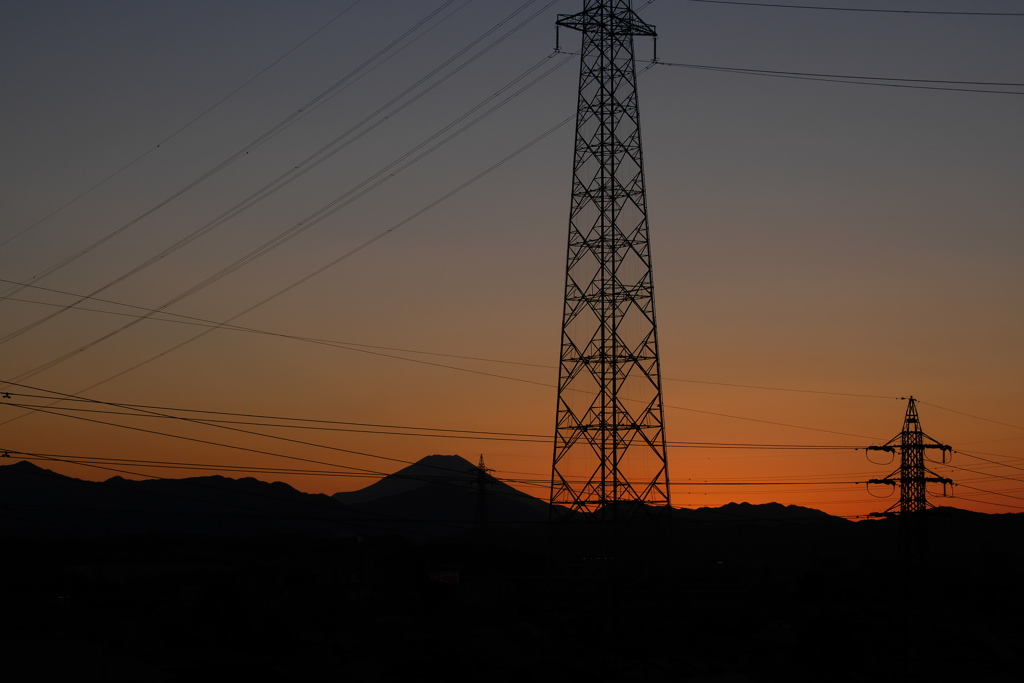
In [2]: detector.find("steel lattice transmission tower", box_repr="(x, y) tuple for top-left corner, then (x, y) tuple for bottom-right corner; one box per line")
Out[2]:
(867, 396), (953, 568)
(868, 396), (953, 516)
(550, 0), (669, 516)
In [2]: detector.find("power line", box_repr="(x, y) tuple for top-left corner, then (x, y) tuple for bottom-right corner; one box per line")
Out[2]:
(7, 444), (1008, 519)
(9, 401), (389, 477)
(5, 56), (571, 389)
(1, 343), (883, 442)
(654, 61), (1024, 89)
(680, 0), (1024, 16)
(954, 482), (1024, 504)
(3, 398), (550, 443)
(9, 400), (869, 450)
(3, 64), (573, 386)
(2, 277), (903, 404)
(943, 495), (1024, 511)
(4, 450), (870, 493)
(7, 451), (377, 479)
(0, 116), (575, 433)
(0, 280), (910, 448)
(955, 449), (1024, 474)
(1, 382), (893, 508)
(0, 287), (913, 446)
(0, 278), (553, 369)
(0, 0), (364, 252)
(2, 381), (876, 450)
(651, 59), (1024, 96)
(943, 461), (1024, 486)
(667, 403), (882, 440)
(674, 480), (863, 486)
(0, 0), (465, 305)
(1, 382), (472, 489)
(674, 442), (857, 450)
(0, 380), (575, 520)
(919, 400), (1024, 432)
(664, 376), (897, 399)
(0, 1), (557, 355)
(0, 286), (938, 447)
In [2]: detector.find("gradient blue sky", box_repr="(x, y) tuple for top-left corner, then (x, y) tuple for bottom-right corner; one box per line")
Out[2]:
(2, 1), (1022, 518)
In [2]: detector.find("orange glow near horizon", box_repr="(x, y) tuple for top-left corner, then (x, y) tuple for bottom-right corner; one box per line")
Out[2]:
(3, 364), (1020, 521)
(1, 2), (1022, 522)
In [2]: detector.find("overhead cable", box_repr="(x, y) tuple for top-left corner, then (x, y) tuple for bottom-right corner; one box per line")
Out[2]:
(919, 400), (1024, 432)
(0, 0), (464, 304)
(681, 0), (1024, 16)
(651, 59), (1024, 96)
(3, 26), (569, 386)
(0, 0), (537, 349)
(0, 0), (364, 252)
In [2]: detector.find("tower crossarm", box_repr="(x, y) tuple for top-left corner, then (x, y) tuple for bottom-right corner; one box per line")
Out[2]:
(868, 475), (953, 486)
(556, 3), (656, 37)
(922, 468), (954, 486)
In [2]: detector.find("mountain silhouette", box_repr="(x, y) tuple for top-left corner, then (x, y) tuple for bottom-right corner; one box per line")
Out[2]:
(333, 454), (550, 540)
(0, 459), (369, 537)
(1, 456), (853, 540)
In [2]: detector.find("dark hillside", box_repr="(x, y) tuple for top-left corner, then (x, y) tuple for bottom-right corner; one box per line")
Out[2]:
(2, 459), (1022, 681)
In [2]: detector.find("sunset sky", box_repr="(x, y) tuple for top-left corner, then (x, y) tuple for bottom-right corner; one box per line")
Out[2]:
(2, 0), (1022, 520)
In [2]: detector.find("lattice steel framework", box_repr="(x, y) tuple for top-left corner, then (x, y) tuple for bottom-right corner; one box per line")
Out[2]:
(868, 396), (952, 516)
(550, 1), (669, 515)
(867, 396), (953, 569)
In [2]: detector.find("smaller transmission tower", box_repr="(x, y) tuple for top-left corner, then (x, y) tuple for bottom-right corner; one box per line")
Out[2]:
(867, 396), (953, 568)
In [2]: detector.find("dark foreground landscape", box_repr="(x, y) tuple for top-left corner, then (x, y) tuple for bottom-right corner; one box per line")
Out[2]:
(2, 455), (1022, 682)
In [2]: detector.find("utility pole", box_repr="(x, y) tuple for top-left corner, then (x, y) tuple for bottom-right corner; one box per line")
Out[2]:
(474, 454), (490, 539)
(550, 0), (670, 521)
